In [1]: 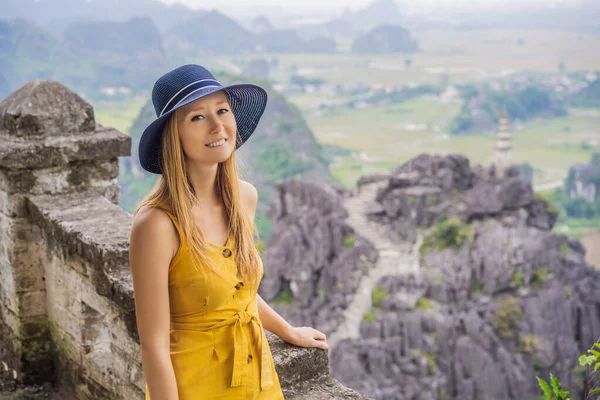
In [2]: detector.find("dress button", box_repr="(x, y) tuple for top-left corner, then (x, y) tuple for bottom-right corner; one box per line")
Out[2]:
(247, 354), (253, 363)
(234, 282), (244, 290)
(222, 248), (232, 257)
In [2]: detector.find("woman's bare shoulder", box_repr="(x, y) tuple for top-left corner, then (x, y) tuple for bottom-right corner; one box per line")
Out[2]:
(130, 205), (178, 261)
(238, 180), (258, 213)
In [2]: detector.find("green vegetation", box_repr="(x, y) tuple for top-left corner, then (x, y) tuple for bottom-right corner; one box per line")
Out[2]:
(536, 338), (600, 400)
(513, 271), (524, 287)
(493, 296), (523, 339)
(531, 268), (549, 288)
(564, 287), (573, 299)
(470, 277), (484, 295)
(410, 349), (438, 371)
(273, 289), (293, 305)
(93, 96), (148, 134)
(426, 194), (439, 205)
(420, 217), (474, 257)
(363, 310), (376, 322)
(559, 243), (570, 256)
(372, 286), (389, 307)
(449, 86), (567, 135)
(254, 143), (314, 183)
(415, 297), (433, 310)
(520, 334), (542, 354)
(255, 191), (274, 240)
(318, 289), (326, 299)
(536, 187), (600, 239)
(570, 79), (600, 108)
(343, 235), (356, 248)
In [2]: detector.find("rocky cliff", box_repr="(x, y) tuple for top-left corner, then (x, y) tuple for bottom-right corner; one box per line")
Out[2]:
(565, 152), (600, 203)
(260, 154), (600, 400)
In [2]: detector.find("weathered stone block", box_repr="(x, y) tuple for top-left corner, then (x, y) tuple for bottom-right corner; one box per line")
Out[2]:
(0, 80), (95, 138)
(0, 128), (130, 170)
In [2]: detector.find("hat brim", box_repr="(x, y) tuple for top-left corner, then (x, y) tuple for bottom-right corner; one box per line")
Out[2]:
(138, 83), (268, 174)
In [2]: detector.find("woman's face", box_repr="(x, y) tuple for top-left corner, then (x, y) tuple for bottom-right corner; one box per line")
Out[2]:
(176, 90), (237, 166)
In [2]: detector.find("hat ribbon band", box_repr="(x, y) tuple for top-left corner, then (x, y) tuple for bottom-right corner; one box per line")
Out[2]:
(159, 79), (221, 117)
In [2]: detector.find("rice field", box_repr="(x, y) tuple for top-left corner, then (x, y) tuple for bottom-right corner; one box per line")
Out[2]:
(93, 95), (149, 135)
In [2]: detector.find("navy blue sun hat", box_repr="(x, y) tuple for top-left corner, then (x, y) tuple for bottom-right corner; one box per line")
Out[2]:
(138, 64), (268, 174)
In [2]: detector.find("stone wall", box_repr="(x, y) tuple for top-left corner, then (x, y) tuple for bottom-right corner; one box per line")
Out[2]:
(0, 80), (366, 399)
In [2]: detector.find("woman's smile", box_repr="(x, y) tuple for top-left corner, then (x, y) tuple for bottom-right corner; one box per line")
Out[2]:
(205, 138), (227, 148)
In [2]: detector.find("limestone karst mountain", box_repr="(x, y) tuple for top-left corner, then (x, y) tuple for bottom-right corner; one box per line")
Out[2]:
(565, 152), (600, 203)
(0, 0), (200, 33)
(0, 17), (168, 97)
(340, 0), (406, 32)
(163, 10), (337, 56)
(63, 17), (165, 58)
(351, 24), (420, 55)
(260, 153), (600, 400)
(250, 15), (275, 34)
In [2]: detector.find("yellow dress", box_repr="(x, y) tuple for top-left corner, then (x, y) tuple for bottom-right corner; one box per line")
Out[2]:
(144, 205), (284, 400)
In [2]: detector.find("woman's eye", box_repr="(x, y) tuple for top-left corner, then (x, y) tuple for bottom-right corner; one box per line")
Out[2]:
(191, 109), (228, 121)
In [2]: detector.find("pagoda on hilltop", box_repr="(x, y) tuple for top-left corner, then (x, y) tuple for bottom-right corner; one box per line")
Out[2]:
(494, 107), (512, 178)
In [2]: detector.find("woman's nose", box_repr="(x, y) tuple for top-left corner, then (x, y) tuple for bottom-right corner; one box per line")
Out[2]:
(208, 115), (224, 133)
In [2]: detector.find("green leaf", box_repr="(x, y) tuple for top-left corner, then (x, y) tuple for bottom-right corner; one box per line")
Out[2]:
(557, 389), (572, 400)
(590, 349), (600, 358)
(593, 342), (600, 351)
(589, 387), (600, 395)
(550, 374), (561, 395)
(594, 362), (600, 371)
(580, 355), (596, 366)
(537, 376), (553, 399)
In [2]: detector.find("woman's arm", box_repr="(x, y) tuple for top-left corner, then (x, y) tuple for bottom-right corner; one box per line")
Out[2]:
(256, 293), (328, 349)
(256, 293), (294, 341)
(129, 207), (180, 400)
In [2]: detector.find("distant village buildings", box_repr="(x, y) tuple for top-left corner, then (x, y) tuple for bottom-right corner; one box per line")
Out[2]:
(100, 86), (132, 96)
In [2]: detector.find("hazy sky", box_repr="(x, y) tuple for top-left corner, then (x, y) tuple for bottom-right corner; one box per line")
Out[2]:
(158, 0), (585, 17)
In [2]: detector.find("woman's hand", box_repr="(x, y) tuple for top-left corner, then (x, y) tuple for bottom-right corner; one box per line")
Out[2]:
(283, 326), (329, 350)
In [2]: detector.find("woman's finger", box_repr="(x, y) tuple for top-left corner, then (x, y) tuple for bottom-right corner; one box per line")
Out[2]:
(315, 338), (329, 350)
(314, 330), (327, 341)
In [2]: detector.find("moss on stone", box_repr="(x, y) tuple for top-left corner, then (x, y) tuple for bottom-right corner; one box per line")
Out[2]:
(519, 334), (541, 354)
(493, 296), (522, 339)
(414, 297), (433, 310)
(531, 268), (549, 288)
(342, 235), (355, 248)
(419, 217), (473, 258)
(363, 310), (376, 322)
(273, 289), (293, 305)
(371, 286), (389, 307)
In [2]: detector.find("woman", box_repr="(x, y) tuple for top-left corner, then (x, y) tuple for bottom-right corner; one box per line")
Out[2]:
(128, 64), (328, 400)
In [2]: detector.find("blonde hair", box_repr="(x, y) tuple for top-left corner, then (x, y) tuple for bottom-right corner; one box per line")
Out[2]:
(132, 104), (261, 290)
